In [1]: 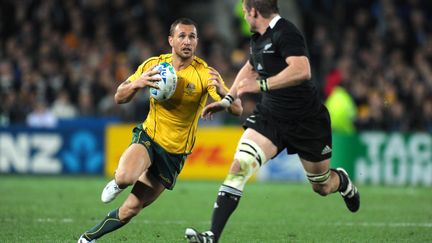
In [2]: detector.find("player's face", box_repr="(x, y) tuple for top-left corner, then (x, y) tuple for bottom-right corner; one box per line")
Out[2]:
(169, 24), (198, 59)
(242, 3), (257, 33)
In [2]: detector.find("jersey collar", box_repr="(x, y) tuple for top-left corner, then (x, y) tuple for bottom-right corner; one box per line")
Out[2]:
(269, 15), (282, 29)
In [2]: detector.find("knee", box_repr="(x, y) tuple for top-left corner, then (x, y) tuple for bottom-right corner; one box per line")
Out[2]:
(115, 170), (136, 187)
(306, 169), (332, 196)
(224, 139), (266, 191)
(312, 183), (332, 196)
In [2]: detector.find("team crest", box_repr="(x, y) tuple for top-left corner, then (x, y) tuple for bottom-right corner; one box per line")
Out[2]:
(185, 83), (195, 96)
(144, 141), (151, 148)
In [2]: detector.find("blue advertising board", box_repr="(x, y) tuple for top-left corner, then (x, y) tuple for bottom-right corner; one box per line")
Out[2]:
(256, 149), (307, 182)
(0, 123), (106, 175)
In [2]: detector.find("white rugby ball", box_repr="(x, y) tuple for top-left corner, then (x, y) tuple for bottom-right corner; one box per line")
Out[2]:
(149, 62), (177, 101)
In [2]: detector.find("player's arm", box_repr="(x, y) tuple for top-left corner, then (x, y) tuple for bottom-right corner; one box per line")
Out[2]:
(114, 65), (160, 104)
(264, 55), (311, 90)
(228, 98), (242, 116)
(207, 67), (243, 116)
(256, 27), (311, 92)
(236, 56), (311, 95)
(202, 62), (257, 119)
(230, 60), (266, 97)
(230, 61), (257, 96)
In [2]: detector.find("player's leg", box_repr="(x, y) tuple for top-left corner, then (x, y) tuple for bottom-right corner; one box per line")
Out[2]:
(101, 143), (151, 203)
(297, 105), (359, 212)
(118, 170), (165, 220)
(300, 158), (338, 195)
(186, 128), (277, 243)
(80, 170), (165, 242)
(300, 157), (360, 212)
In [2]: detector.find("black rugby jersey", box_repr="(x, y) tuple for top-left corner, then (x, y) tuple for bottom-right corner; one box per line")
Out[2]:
(249, 17), (321, 120)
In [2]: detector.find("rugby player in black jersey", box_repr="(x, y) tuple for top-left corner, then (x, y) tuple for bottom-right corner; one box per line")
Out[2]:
(185, 1), (359, 242)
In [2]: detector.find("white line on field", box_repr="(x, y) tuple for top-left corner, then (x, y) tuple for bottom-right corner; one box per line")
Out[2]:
(331, 222), (432, 228)
(3, 218), (431, 228)
(28, 218), (432, 228)
(34, 218), (74, 223)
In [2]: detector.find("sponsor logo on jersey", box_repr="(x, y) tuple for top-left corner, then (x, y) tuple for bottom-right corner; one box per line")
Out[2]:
(257, 63), (263, 71)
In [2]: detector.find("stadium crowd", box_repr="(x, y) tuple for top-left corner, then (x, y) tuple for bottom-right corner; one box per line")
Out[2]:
(298, 0), (432, 132)
(0, 0), (431, 132)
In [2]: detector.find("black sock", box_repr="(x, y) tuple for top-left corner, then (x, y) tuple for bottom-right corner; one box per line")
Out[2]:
(83, 208), (127, 240)
(210, 184), (242, 242)
(114, 178), (128, 189)
(332, 169), (348, 192)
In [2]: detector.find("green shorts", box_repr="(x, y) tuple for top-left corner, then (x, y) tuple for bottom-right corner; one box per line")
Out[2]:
(131, 124), (187, 190)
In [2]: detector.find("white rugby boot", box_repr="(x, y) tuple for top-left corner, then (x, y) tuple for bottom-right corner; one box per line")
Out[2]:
(185, 228), (215, 243)
(77, 235), (95, 243)
(101, 179), (124, 203)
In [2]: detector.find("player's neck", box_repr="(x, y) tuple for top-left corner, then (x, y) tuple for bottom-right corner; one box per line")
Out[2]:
(172, 55), (193, 71)
(257, 13), (278, 35)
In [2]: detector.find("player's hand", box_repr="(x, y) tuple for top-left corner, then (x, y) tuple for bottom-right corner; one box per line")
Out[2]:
(201, 101), (226, 120)
(208, 67), (226, 96)
(237, 78), (260, 97)
(133, 64), (161, 89)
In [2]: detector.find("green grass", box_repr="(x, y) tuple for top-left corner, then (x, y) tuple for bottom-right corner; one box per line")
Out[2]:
(0, 176), (431, 242)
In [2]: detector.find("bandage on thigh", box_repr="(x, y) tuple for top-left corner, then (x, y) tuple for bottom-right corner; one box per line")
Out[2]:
(306, 169), (331, 184)
(223, 139), (267, 191)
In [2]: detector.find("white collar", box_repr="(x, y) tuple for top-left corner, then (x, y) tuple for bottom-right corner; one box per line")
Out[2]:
(269, 15), (281, 29)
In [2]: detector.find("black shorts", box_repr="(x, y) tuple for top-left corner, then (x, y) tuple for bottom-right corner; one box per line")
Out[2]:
(131, 124), (187, 190)
(243, 105), (332, 162)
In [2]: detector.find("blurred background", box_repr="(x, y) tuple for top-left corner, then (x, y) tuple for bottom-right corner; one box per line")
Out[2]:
(0, 0), (431, 186)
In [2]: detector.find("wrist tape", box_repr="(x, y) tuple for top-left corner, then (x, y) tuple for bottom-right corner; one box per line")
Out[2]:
(219, 94), (234, 108)
(257, 78), (269, 92)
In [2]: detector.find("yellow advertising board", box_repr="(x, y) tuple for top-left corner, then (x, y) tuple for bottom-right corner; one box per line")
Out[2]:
(179, 127), (243, 180)
(105, 124), (136, 177)
(105, 124), (246, 180)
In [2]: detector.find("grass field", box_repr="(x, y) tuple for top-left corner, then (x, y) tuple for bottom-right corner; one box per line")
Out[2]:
(0, 176), (431, 242)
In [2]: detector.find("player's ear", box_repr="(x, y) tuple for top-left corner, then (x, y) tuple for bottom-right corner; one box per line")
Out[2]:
(168, 36), (173, 47)
(252, 8), (258, 18)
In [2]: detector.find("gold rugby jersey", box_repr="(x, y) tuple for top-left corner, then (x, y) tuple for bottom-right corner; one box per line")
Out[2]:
(128, 54), (228, 154)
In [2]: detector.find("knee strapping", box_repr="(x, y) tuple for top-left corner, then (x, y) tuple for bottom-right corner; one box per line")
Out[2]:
(224, 139), (266, 191)
(306, 169), (331, 184)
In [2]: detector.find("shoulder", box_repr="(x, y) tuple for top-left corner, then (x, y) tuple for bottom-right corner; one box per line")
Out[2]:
(274, 18), (302, 35)
(158, 53), (173, 62)
(141, 54), (172, 66)
(192, 56), (209, 69)
(139, 56), (158, 69)
(189, 56), (214, 81)
(135, 54), (172, 73)
(272, 18), (305, 44)
(190, 56), (213, 76)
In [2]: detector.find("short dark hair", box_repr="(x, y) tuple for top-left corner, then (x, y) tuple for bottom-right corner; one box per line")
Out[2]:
(169, 18), (198, 36)
(243, 0), (279, 18)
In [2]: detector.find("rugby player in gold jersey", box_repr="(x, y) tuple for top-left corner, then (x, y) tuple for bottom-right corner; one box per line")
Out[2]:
(78, 18), (242, 243)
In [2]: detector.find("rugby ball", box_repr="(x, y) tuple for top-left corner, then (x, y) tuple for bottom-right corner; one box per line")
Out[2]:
(149, 62), (177, 101)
